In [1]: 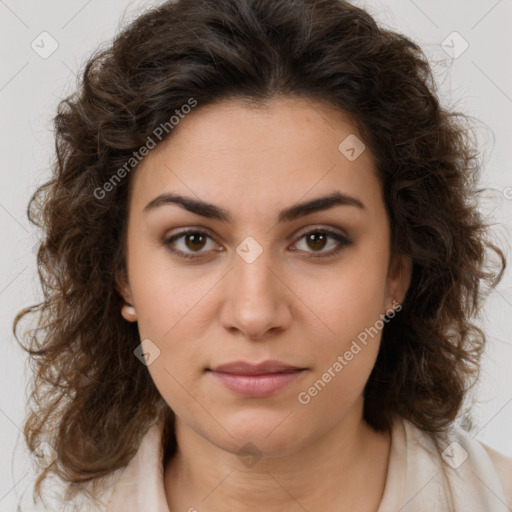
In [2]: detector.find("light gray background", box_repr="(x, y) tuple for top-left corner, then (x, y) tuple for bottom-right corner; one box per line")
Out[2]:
(1, 0), (511, 510)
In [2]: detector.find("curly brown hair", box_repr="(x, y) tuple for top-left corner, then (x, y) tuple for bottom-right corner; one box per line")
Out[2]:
(14, 0), (505, 506)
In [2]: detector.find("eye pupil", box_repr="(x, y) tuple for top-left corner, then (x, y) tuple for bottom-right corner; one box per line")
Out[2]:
(186, 233), (206, 251)
(307, 232), (327, 251)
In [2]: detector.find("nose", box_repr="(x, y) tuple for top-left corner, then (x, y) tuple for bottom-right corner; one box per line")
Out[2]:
(219, 247), (293, 341)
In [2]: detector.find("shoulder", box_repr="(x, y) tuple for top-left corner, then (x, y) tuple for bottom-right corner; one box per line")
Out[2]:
(45, 420), (165, 512)
(103, 419), (169, 511)
(17, 469), (123, 512)
(482, 442), (512, 508)
(401, 417), (512, 510)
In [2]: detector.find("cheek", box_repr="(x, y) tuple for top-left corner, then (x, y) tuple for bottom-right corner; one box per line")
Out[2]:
(126, 243), (213, 406)
(295, 245), (390, 395)
(137, 294), (210, 418)
(301, 258), (389, 350)
(295, 348), (376, 436)
(296, 279), (387, 419)
(127, 235), (217, 339)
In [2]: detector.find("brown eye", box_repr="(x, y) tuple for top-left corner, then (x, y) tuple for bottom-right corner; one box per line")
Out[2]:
(184, 233), (207, 251)
(164, 227), (351, 261)
(305, 232), (328, 251)
(293, 229), (351, 259)
(164, 230), (217, 259)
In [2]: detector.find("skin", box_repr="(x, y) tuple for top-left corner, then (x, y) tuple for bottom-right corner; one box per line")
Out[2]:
(117, 96), (412, 512)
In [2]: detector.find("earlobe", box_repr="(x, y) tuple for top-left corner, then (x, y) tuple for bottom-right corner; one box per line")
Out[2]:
(115, 268), (137, 322)
(121, 303), (137, 322)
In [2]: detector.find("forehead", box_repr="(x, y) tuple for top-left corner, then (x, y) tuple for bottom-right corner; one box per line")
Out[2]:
(129, 96), (383, 220)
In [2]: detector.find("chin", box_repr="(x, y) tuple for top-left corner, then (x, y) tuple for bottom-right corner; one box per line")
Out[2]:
(211, 410), (309, 458)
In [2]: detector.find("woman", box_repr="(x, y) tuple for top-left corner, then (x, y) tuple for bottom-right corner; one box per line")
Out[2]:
(14, 0), (511, 510)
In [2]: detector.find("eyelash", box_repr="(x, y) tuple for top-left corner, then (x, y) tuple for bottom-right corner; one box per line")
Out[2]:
(163, 228), (351, 261)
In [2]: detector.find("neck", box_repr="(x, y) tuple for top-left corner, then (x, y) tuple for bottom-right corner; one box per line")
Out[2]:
(164, 403), (392, 512)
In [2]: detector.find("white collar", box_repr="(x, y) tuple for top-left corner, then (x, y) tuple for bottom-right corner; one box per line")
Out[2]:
(104, 415), (510, 511)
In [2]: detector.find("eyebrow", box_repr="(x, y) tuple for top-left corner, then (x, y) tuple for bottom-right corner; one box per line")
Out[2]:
(144, 191), (365, 223)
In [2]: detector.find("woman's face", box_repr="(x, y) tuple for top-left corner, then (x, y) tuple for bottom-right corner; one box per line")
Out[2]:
(119, 96), (410, 457)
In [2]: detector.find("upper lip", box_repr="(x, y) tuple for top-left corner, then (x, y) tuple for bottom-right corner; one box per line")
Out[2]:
(209, 360), (304, 375)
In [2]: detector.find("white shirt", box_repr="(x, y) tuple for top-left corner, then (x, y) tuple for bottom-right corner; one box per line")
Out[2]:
(33, 415), (512, 511)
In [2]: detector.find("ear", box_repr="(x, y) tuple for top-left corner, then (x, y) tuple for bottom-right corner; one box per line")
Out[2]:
(115, 267), (133, 304)
(115, 268), (137, 322)
(385, 252), (412, 312)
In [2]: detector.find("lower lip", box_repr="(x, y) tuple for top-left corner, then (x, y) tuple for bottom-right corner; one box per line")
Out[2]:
(209, 370), (305, 398)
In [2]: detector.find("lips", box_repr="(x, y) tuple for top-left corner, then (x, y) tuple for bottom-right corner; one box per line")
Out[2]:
(207, 360), (307, 397)
(210, 359), (304, 375)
